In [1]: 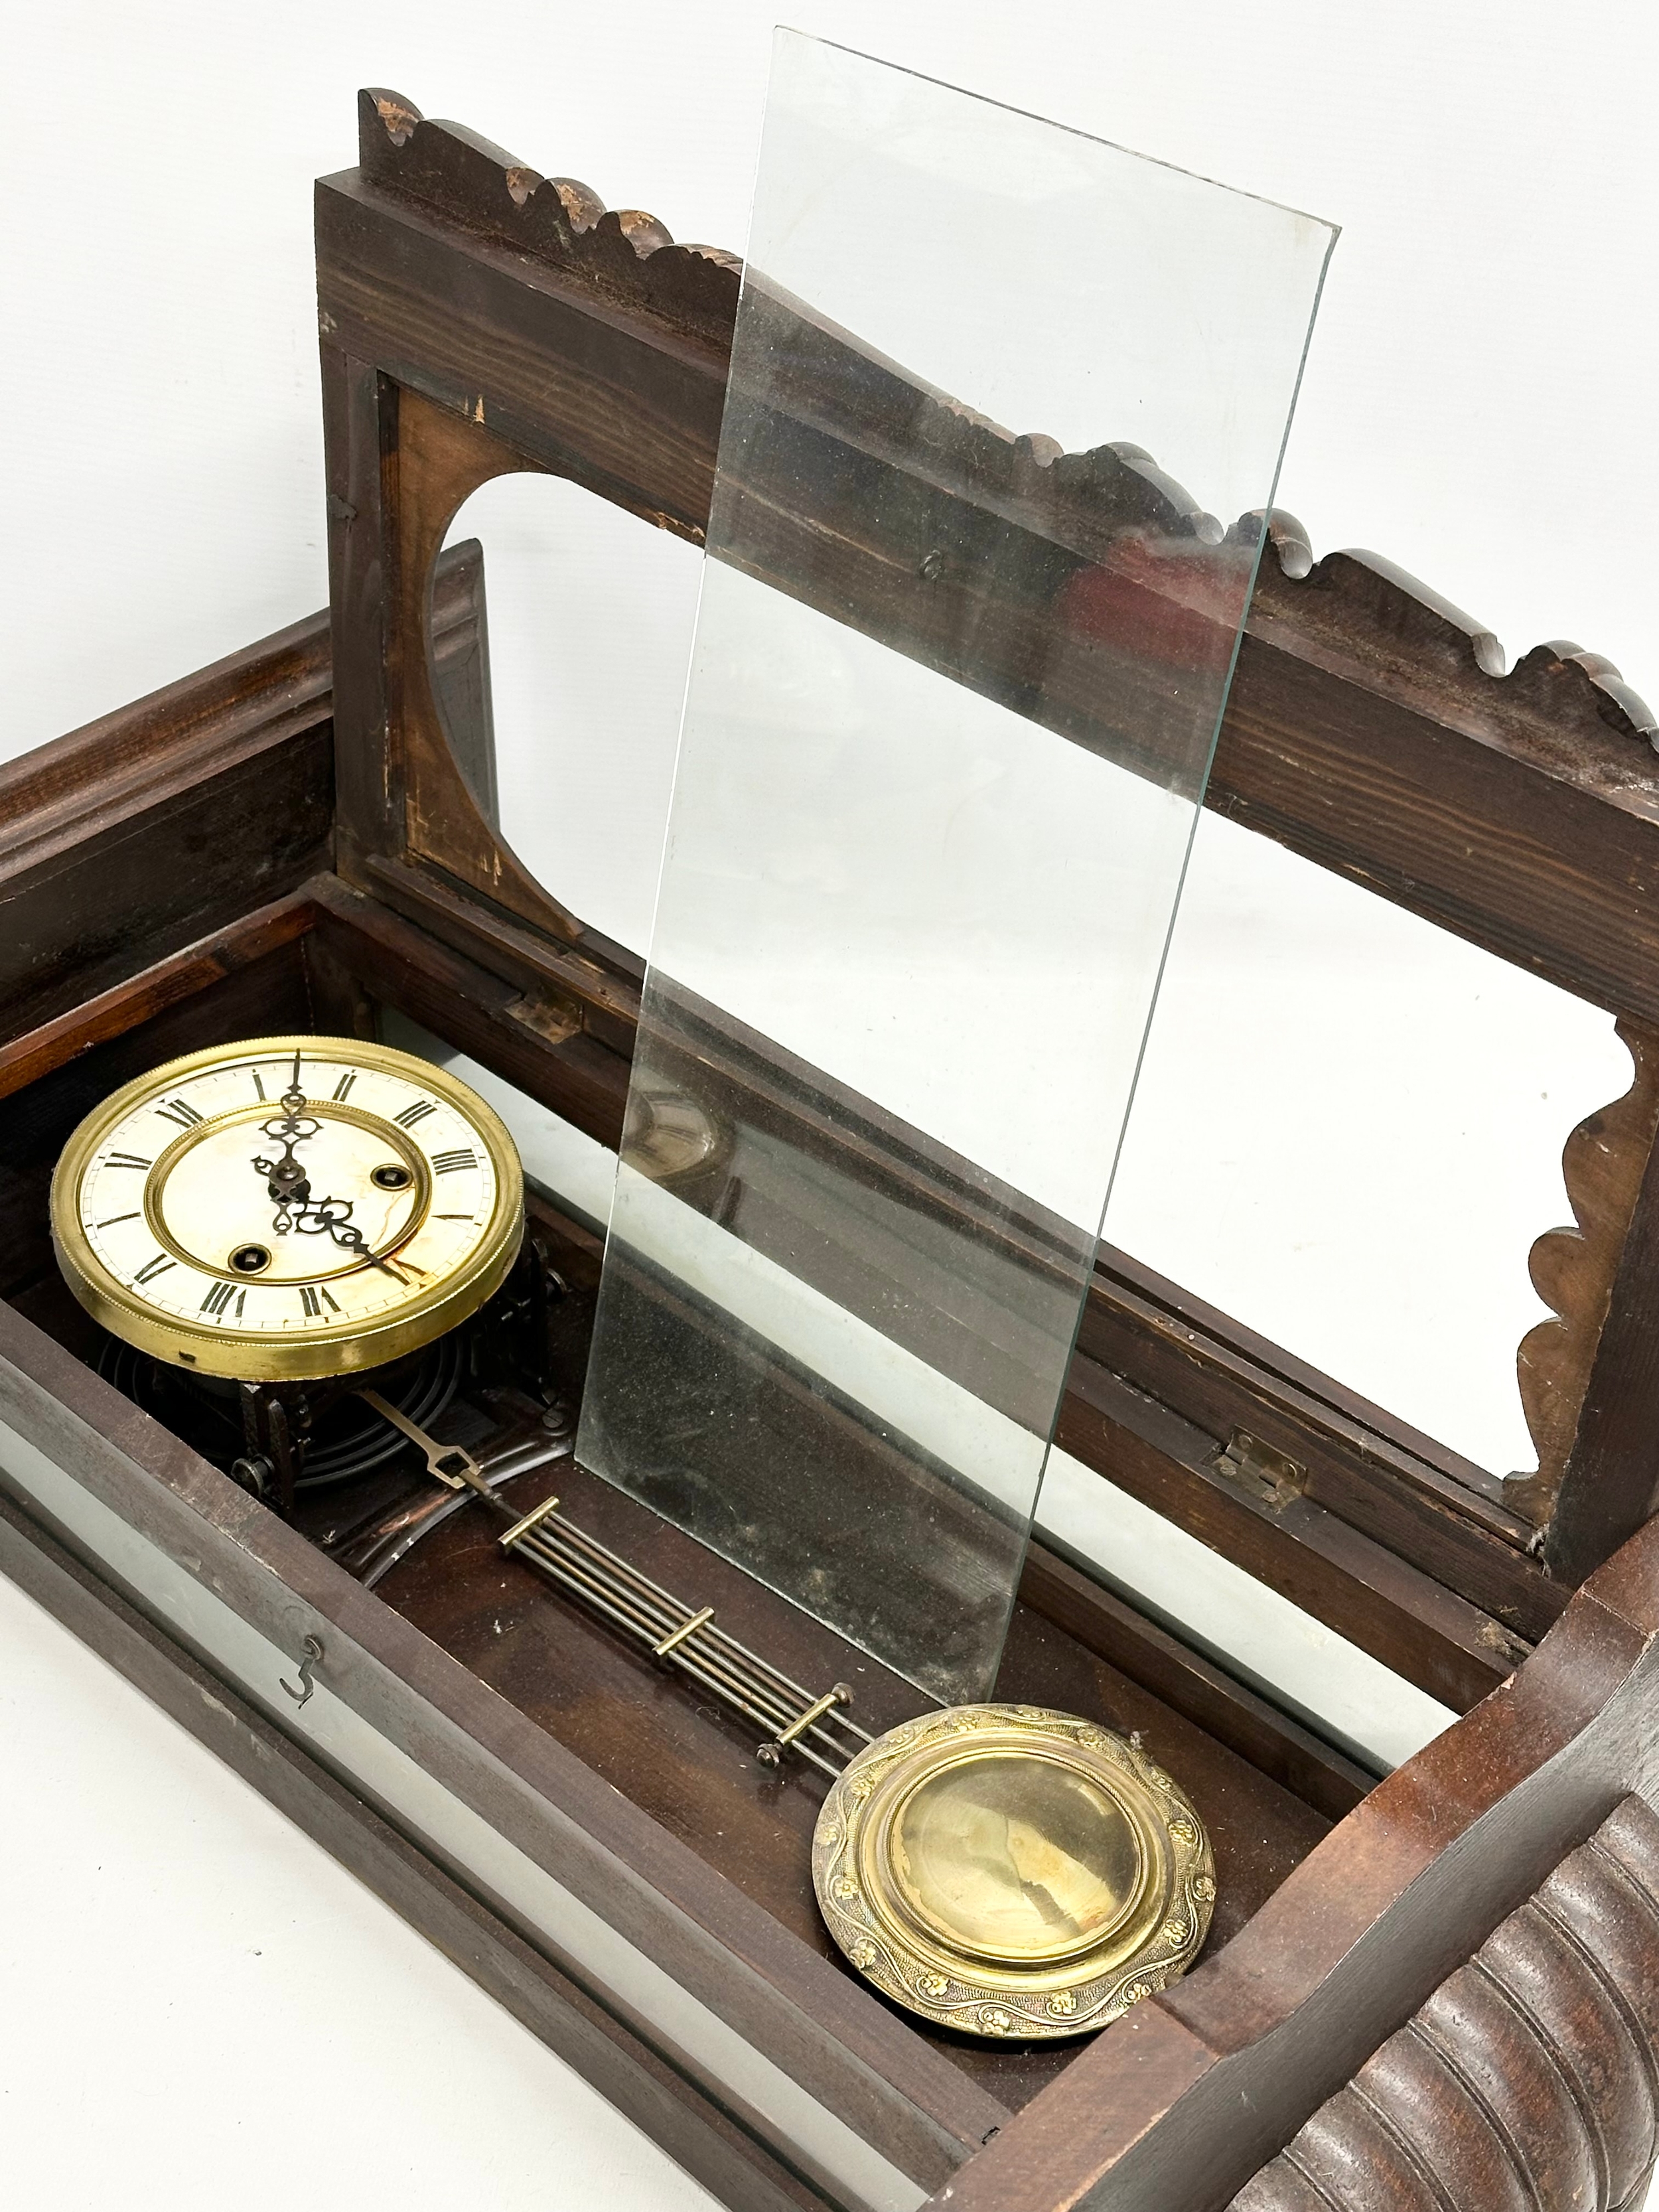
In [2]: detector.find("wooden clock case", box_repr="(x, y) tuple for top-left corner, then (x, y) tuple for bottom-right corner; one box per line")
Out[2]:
(5, 89), (1659, 2212)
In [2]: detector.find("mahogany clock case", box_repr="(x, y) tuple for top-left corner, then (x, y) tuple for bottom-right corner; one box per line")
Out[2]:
(4, 89), (1659, 2212)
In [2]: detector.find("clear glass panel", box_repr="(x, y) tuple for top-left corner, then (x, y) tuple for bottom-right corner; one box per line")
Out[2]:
(1106, 810), (1629, 1476)
(578, 31), (1336, 1704)
(435, 477), (702, 954)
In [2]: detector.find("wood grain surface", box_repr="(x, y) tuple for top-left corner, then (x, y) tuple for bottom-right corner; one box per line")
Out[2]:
(1230, 1793), (1659, 2212)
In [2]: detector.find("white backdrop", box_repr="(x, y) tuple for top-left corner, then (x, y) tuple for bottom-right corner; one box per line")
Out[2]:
(4, 4), (1657, 2206)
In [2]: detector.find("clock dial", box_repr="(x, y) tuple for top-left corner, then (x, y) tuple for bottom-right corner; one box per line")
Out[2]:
(52, 1036), (524, 1380)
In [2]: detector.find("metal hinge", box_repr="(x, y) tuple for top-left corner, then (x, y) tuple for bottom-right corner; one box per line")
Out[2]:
(1214, 1428), (1308, 1509)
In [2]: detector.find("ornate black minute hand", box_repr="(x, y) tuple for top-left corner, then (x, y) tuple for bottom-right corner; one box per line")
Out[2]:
(252, 1082), (321, 1230)
(250, 1078), (395, 1271)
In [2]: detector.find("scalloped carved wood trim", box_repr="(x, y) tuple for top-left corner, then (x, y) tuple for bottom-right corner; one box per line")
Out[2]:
(1230, 1794), (1659, 2212)
(1510, 1020), (1659, 1528)
(356, 88), (741, 354)
(346, 89), (1659, 781)
(1247, 534), (1659, 799)
(325, 94), (1659, 1025)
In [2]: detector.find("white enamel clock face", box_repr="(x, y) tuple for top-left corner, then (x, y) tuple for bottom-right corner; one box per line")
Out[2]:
(51, 1035), (524, 1381)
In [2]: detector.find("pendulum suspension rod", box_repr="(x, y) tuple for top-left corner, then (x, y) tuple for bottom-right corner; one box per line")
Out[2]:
(360, 1392), (873, 1778)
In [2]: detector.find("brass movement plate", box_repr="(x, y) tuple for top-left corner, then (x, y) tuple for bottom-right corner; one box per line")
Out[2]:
(812, 1704), (1214, 2039)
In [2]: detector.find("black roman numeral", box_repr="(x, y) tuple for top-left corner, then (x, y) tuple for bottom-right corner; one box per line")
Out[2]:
(200, 1281), (236, 1317)
(298, 1285), (341, 1318)
(382, 1258), (429, 1286)
(332, 1071), (356, 1101)
(95, 1212), (139, 1229)
(431, 1147), (477, 1175)
(105, 1152), (151, 1170)
(252, 1067), (266, 1100)
(134, 1254), (175, 1286)
(395, 1099), (436, 1128)
(156, 1096), (204, 1130)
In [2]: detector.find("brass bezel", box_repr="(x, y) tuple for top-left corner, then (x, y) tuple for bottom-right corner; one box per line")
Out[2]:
(812, 1704), (1214, 2040)
(50, 1034), (525, 1382)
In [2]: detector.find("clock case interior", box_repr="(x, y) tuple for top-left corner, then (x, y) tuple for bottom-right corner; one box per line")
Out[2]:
(5, 91), (1659, 2212)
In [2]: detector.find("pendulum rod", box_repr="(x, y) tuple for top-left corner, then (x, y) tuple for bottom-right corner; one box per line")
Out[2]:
(508, 1513), (872, 1776)
(359, 1392), (874, 1778)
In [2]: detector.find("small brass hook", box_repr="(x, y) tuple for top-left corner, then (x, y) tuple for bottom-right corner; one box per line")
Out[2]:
(281, 1633), (324, 1710)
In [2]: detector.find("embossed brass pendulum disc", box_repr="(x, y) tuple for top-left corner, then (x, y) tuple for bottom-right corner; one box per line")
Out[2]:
(812, 1704), (1214, 2039)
